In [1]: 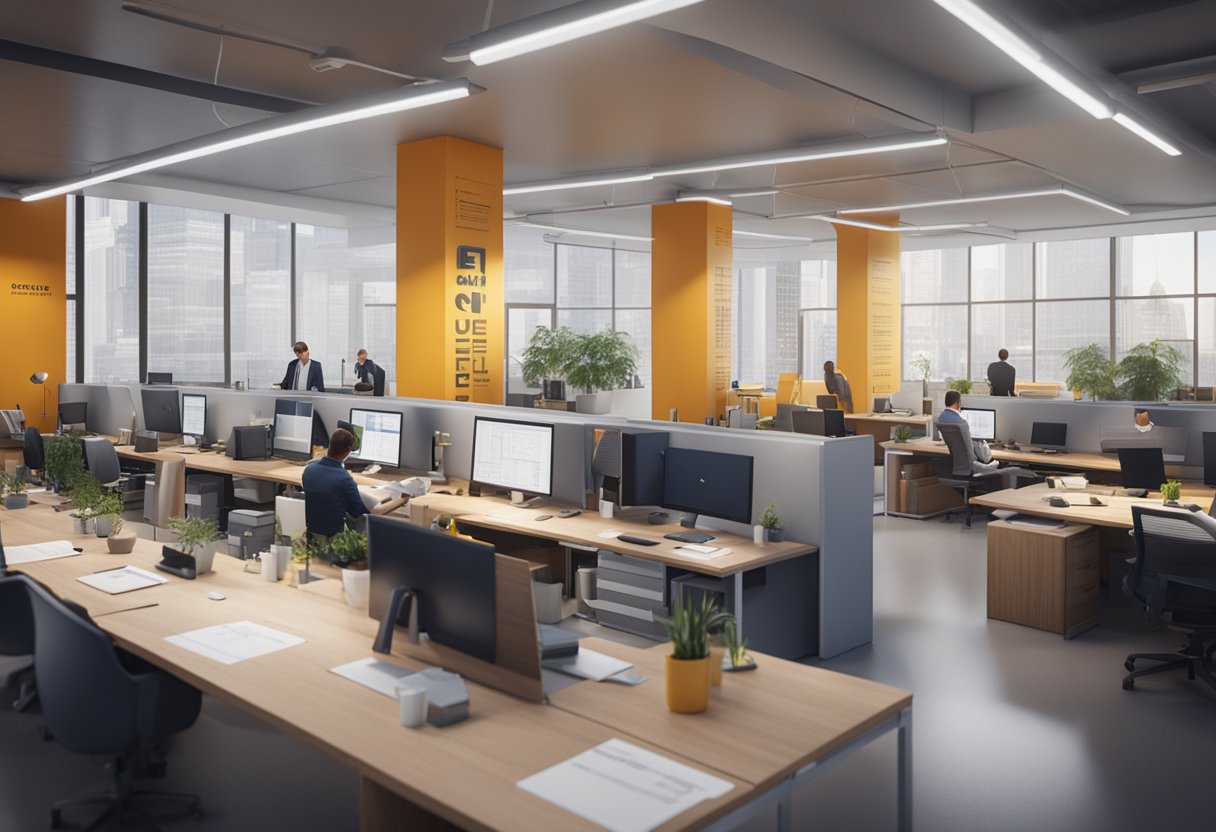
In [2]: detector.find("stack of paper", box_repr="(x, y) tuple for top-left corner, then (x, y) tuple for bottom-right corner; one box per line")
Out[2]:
(3, 540), (78, 564)
(76, 566), (166, 595)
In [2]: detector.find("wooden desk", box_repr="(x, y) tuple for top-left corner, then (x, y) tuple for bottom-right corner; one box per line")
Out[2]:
(115, 444), (400, 489)
(882, 438), (1121, 473)
(969, 482), (1214, 529)
(847, 414), (931, 462)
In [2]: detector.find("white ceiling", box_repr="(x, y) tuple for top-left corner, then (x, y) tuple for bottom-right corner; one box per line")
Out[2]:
(3, 0), (1216, 246)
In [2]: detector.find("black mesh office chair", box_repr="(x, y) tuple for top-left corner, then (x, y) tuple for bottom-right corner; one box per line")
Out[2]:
(20, 574), (204, 828)
(82, 436), (123, 486)
(373, 365), (386, 396)
(0, 552), (37, 711)
(1122, 506), (1216, 693)
(935, 421), (1004, 527)
(23, 426), (45, 480)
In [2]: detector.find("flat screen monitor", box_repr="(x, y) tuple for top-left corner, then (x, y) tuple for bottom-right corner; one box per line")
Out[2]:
(347, 408), (402, 468)
(181, 393), (206, 438)
(619, 431), (669, 508)
(368, 515), (497, 663)
(273, 399), (315, 461)
(823, 408), (848, 438)
(470, 416), (554, 497)
(774, 403), (812, 432)
(791, 409), (826, 436)
(662, 446), (753, 526)
(1031, 421), (1068, 449)
(873, 397), (890, 414)
(1117, 447), (1166, 490)
(57, 401), (87, 431)
(141, 387), (181, 434)
(1203, 432), (1216, 488)
(959, 407), (996, 441)
(146, 371), (173, 385)
(816, 394), (838, 410)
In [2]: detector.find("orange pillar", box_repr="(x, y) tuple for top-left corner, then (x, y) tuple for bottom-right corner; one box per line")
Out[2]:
(651, 202), (733, 423)
(0, 197), (66, 433)
(396, 137), (504, 403)
(835, 219), (901, 411)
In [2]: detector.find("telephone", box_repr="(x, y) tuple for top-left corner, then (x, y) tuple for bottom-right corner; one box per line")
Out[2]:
(1, 410), (25, 439)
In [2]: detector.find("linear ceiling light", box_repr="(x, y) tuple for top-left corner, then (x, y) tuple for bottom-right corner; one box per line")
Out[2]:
(837, 185), (1131, 217)
(511, 221), (653, 242)
(932, 0), (1113, 119)
(18, 80), (479, 202)
(1112, 113), (1181, 156)
(444, 0), (706, 65)
(729, 189), (781, 198)
(806, 216), (986, 233)
(654, 133), (947, 177)
(502, 170), (654, 196)
(733, 230), (817, 242)
(676, 194), (732, 206)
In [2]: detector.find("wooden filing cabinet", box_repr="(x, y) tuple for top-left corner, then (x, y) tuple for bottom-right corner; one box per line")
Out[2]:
(986, 519), (1100, 638)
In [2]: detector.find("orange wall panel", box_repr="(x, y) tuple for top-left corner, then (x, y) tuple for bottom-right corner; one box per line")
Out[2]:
(836, 221), (901, 411)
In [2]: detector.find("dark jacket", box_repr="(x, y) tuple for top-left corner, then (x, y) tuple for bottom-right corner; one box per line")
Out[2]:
(281, 359), (325, 392)
(354, 359), (385, 396)
(986, 361), (1015, 397)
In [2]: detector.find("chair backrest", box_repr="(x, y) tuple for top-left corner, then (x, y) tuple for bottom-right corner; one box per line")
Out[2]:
(822, 409), (848, 438)
(276, 495), (307, 541)
(0, 573), (34, 656)
(935, 421), (976, 477)
(791, 409), (826, 436)
(23, 426), (45, 470)
(20, 575), (149, 754)
(82, 436), (121, 485)
(1128, 506), (1216, 624)
(373, 365), (386, 396)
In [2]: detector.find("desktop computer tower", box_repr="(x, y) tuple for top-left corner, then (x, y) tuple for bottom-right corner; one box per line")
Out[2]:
(185, 474), (224, 522)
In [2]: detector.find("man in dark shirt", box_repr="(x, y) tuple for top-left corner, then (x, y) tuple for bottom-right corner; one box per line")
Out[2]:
(354, 349), (385, 396)
(987, 349), (1016, 397)
(301, 429), (408, 539)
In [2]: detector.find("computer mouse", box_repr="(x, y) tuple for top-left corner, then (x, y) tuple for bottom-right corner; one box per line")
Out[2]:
(207, 591), (226, 601)
(1048, 496), (1069, 508)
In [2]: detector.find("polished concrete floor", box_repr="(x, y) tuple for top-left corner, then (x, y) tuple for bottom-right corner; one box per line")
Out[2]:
(2, 514), (1214, 831)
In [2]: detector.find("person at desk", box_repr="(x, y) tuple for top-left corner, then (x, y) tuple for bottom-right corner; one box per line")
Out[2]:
(823, 360), (854, 413)
(1134, 408), (1154, 432)
(939, 390), (999, 472)
(354, 349), (385, 396)
(301, 429), (408, 540)
(281, 341), (325, 392)
(986, 348), (1016, 397)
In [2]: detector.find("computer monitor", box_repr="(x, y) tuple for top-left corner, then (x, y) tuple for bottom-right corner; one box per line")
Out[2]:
(816, 394), (838, 410)
(662, 446), (753, 528)
(368, 515), (497, 663)
(959, 407), (996, 441)
(619, 430), (669, 508)
(1203, 432), (1216, 488)
(791, 409), (826, 436)
(470, 416), (554, 498)
(141, 387), (181, 434)
(1031, 422), (1068, 449)
(873, 397), (890, 414)
(181, 393), (206, 439)
(822, 408), (848, 438)
(774, 403), (812, 432)
(346, 408), (402, 469)
(57, 401), (87, 431)
(146, 371), (173, 385)
(272, 399), (315, 461)
(1117, 447), (1166, 490)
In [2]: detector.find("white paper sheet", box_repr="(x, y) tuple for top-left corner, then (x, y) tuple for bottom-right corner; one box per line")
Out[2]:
(541, 648), (634, 682)
(165, 621), (304, 665)
(674, 546), (731, 560)
(3, 539), (78, 564)
(76, 565), (167, 594)
(330, 657), (415, 698)
(517, 739), (734, 832)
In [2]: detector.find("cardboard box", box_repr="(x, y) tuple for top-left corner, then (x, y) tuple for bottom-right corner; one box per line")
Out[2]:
(905, 476), (964, 515)
(900, 462), (937, 481)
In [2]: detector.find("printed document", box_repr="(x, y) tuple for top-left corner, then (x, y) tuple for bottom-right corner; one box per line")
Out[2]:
(517, 739), (734, 832)
(3, 539), (78, 564)
(76, 565), (167, 595)
(165, 621), (304, 665)
(330, 657), (415, 698)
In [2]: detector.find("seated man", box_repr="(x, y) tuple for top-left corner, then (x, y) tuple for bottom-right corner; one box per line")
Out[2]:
(301, 429), (409, 541)
(939, 390), (998, 473)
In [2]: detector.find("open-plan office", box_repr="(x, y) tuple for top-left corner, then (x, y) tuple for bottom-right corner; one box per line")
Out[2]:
(4, 1), (1216, 831)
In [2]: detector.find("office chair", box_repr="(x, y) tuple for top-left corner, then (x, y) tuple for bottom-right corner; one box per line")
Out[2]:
(935, 421), (1004, 527)
(0, 571), (37, 712)
(23, 426), (45, 481)
(1122, 506), (1216, 693)
(20, 574), (203, 828)
(82, 436), (123, 486)
(373, 365), (386, 397)
(276, 495), (307, 543)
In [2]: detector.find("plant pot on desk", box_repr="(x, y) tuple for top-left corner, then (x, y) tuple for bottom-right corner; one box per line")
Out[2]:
(3, 494), (29, 510)
(341, 565), (370, 610)
(765, 527), (784, 543)
(107, 531), (137, 554)
(665, 655), (710, 714)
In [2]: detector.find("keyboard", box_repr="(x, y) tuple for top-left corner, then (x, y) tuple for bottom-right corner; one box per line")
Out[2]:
(616, 534), (660, 546)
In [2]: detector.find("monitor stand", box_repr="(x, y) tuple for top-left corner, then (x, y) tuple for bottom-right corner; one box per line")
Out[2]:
(510, 491), (544, 508)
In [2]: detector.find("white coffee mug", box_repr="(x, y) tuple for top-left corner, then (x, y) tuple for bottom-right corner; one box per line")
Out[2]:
(261, 549), (278, 582)
(599, 499), (614, 519)
(396, 682), (428, 728)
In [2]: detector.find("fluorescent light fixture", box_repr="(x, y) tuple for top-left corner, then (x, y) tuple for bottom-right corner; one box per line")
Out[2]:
(502, 171), (654, 196)
(654, 133), (946, 177)
(1112, 113), (1182, 156)
(933, 0), (1113, 119)
(837, 185), (1131, 217)
(444, 0), (706, 65)
(733, 230), (817, 242)
(806, 216), (986, 233)
(19, 80), (479, 202)
(729, 189), (781, 198)
(676, 194), (733, 206)
(1059, 187), (1131, 215)
(511, 221), (652, 242)
(807, 216), (903, 232)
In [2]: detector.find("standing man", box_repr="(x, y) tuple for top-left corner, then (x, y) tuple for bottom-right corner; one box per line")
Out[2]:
(301, 429), (409, 540)
(987, 349), (1016, 397)
(823, 360), (854, 413)
(281, 341), (325, 392)
(354, 349), (385, 396)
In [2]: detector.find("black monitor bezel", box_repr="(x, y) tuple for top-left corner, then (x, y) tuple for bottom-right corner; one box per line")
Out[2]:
(140, 387), (181, 434)
(347, 407), (403, 469)
(1030, 421), (1068, 449)
(272, 399), (315, 461)
(57, 400), (87, 429)
(1117, 447), (1167, 490)
(146, 371), (173, 385)
(180, 393), (207, 438)
(470, 415), (555, 497)
(959, 407), (997, 441)
(661, 446), (754, 526)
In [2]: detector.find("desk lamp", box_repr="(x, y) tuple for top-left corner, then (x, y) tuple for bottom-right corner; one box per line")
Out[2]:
(29, 372), (49, 425)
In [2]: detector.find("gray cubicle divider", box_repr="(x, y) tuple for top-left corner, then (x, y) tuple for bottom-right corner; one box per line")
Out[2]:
(58, 383), (137, 437)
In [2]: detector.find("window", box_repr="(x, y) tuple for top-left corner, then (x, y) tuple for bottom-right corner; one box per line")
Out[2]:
(1035, 238), (1109, 299)
(147, 205), (225, 382)
(901, 249), (967, 303)
(1034, 300), (1110, 384)
(1116, 233), (1194, 297)
(1199, 298), (1216, 386)
(504, 226), (554, 304)
(556, 245), (612, 307)
(1198, 231), (1216, 294)
(903, 305), (968, 381)
(65, 197), (76, 383)
(970, 303), (1031, 381)
(230, 216), (291, 389)
(734, 263), (800, 388)
(82, 197), (139, 383)
(971, 243), (1031, 301)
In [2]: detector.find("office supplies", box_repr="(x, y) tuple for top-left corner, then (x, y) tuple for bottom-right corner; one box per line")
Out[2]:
(1047, 496), (1069, 508)
(1007, 514), (1067, 529)
(959, 407), (996, 441)
(230, 425), (270, 460)
(1, 408), (24, 439)
(206, 591), (225, 600)
(677, 543), (719, 555)
(534, 514), (553, 521)
(165, 621), (305, 665)
(1, 539), (78, 564)
(538, 624), (581, 659)
(873, 396), (890, 413)
(541, 647), (634, 681)
(330, 657), (415, 697)
(557, 509), (581, 518)
(1089, 496), (1106, 506)
(76, 565), (167, 595)
(662, 446), (753, 529)
(396, 681), (428, 728)
(616, 534), (660, 546)
(469, 415), (554, 501)
(347, 407), (403, 469)
(406, 667), (470, 726)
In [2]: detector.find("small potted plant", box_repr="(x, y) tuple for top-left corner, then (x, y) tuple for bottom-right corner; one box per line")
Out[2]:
(105, 493), (137, 554)
(1, 472), (29, 510)
(911, 353), (932, 399)
(893, 424), (913, 444)
(946, 378), (972, 395)
(329, 525), (370, 610)
(1160, 479), (1182, 507)
(288, 530), (318, 586)
(759, 500), (783, 542)
(721, 617), (755, 671)
(43, 431), (85, 494)
(166, 515), (221, 574)
(663, 594), (721, 714)
(93, 489), (123, 537)
(69, 476), (103, 535)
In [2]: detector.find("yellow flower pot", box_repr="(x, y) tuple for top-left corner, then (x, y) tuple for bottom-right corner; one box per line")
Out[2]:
(708, 646), (724, 687)
(666, 655), (710, 713)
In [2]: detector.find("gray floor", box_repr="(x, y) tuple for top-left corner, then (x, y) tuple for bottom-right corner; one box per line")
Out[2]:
(3, 514), (1214, 831)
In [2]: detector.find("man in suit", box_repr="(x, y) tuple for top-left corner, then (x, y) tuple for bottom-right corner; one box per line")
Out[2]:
(281, 341), (325, 392)
(986, 348), (1016, 397)
(354, 349), (385, 396)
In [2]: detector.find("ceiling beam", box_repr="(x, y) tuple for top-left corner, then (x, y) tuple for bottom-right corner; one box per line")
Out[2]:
(1118, 54), (1216, 94)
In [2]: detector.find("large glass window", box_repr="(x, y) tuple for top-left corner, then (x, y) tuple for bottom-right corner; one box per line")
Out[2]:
(735, 263), (800, 388)
(1198, 231), (1216, 295)
(230, 216), (291, 389)
(971, 243), (1032, 301)
(504, 226), (554, 304)
(147, 205), (225, 382)
(901, 249), (967, 303)
(1035, 238), (1109, 299)
(556, 245), (612, 307)
(82, 197), (139, 383)
(970, 303), (1032, 381)
(65, 197), (76, 384)
(1115, 298), (1194, 381)
(1199, 297), (1216, 387)
(1034, 300), (1110, 384)
(902, 305), (968, 381)
(801, 310), (837, 378)
(1116, 232), (1194, 296)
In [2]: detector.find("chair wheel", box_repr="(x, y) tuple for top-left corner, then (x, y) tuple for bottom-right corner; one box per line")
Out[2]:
(1123, 678), (1134, 690)
(50, 808), (62, 828)
(1125, 659), (1135, 672)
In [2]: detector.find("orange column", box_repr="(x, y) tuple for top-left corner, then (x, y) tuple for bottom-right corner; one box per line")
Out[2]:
(835, 219), (900, 411)
(0, 197), (66, 433)
(396, 137), (504, 403)
(651, 202), (733, 423)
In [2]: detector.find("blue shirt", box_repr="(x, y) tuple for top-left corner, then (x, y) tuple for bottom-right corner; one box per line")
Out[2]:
(300, 456), (367, 538)
(938, 408), (964, 424)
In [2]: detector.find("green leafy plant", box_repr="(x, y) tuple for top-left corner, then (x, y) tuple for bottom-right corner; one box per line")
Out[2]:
(893, 425), (913, 444)
(1160, 479), (1182, 502)
(1117, 340), (1185, 402)
(664, 594), (731, 660)
(167, 515), (220, 557)
(565, 329), (640, 394)
(0, 472), (26, 496)
(70, 475), (104, 518)
(95, 489), (125, 536)
(1062, 343), (1118, 401)
(290, 530), (314, 564)
(328, 525), (369, 568)
(722, 617), (750, 667)
(911, 354), (932, 383)
(520, 326), (579, 387)
(44, 431), (86, 491)
(947, 378), (972, 395)
(759, 500), (781, 530)
(754, 416), (774, 430)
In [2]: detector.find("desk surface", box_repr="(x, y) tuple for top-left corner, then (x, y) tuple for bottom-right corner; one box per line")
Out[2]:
(115, 442), (399, 488)
(883, 438), (1121, 472)
(847, 413), (931, 426)
(970, 482), (1214, 529)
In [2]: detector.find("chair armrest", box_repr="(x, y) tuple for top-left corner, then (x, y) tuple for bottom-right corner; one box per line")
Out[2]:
(1148, 572), (1216, 617)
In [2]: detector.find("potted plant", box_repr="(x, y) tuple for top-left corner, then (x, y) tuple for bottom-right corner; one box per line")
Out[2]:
(566, 329), (640, 415)
(946, 378), (972, 395)
(759, 500), (783, 542)
(69, 475), (103, 535)
(721, 617), (755, 671)
(104, 492), (137, 554)
(663, 594), (722, 714)
(93, 489), (123, 538)
(1117, 340), (1185, 402)
(44, 431), (86, 494)
(911, 353), (932, 398)
(1062, 343), (1117, 401)
(288, 530), (319, 586)
(329, 525), (370, 610)
(1160, 479), (1182, 506)
(1, 472), (29, 509)
(166, 515), (221, 575)
(521, 325), (578, 402)
(892, 424), (914, 444)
